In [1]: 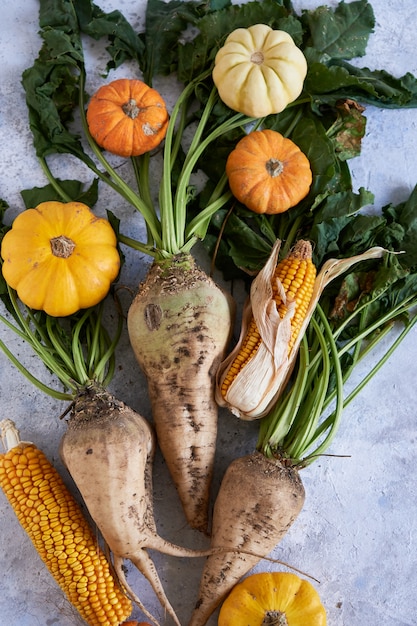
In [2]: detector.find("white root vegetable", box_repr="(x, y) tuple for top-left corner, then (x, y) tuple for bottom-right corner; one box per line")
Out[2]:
(60, 384), (222, 626)
(188, 451), (305, 626)
(127, 255), (235, 534)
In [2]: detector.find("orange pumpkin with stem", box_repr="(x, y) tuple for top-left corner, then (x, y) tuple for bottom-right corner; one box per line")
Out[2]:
(226, 129), (312, 214)
(87, 78), (169, 157)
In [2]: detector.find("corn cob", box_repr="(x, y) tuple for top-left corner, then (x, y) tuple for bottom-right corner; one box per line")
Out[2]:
(216, 240), (388, 421)
(220, 240), (316, 399)
(0, 419), (132, 626)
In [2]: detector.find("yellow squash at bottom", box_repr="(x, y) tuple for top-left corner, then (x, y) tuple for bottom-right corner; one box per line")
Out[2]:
(1, 201), (120, 316)
(218, 572), (326, 626)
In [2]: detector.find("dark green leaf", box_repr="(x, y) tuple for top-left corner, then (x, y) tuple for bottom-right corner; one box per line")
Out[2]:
(39, 0), (80, 31)
(302, 0), (375, 60)
(21, 1), (92, 163)
(386, 272), (417, 309)
(305, 61), (378, 101)
(338, 213), (386, 254)
(20, 179), (99, 208)
(309, 188), (376, 263)
(306, 60), (417, 108)
(22, 61), (89, 162)
(291, 115), (341, 199)
(211, 208), (272, 273)
(370, 258), (410, 300)
(0, 199), (9, 226)
(0, 200), (11, 299)
(106, 210), (126, 269)
(142, 0), (209, 81)
(379, 185), (417, 267)
(73, 0), (145, 71)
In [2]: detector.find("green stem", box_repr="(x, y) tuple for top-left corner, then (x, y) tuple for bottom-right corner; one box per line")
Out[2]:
(182, 86), (218, 170)
(86, 307), (103, 376)
(283, 311), (334, 461)
(71, 309), (94, 384)
(158, 72), (212, 255)
(131, 153), (157, 246)
(86, 302), (123, 385)
(279, 216), (304, 257)
(6, 288), (77, 390)
(0, 335), (73, 400)
(173, 86), (219, 248)
(257, 335), (310, 456)
(117, 233), (158, 257)
(0, 280), (122, 401)
(185, 188), (232, 241)
(297, 306), (345, 464)
(45, 316), (79, 380)
(307, 309), (417, 460)
(174, 112), (255, 248)
(170, 94), (191, 170)
(282, 106), (305, 138)
(39, 158), (73, 202)
(341, 310), (417, 408)
(337, 294), (417, 357)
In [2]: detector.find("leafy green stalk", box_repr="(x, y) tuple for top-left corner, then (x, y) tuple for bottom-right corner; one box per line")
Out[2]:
(257, 278), (417, 466)
(0, 282), (123, 402)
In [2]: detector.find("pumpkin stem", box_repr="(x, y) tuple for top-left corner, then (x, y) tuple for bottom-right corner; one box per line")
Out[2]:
(266, 157), (284, 178)
(251, 50), (264, 65)
(261, 610), (288, 626)
(50, 235), (76, 258)
(122, 98), (140, 119)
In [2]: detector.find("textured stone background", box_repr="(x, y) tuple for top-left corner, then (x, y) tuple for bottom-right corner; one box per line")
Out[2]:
(0, 1), (416, 625)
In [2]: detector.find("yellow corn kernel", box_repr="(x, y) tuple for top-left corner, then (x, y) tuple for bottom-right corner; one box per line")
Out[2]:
(0, 420), (132, 626)
(221, 240), (316, 399)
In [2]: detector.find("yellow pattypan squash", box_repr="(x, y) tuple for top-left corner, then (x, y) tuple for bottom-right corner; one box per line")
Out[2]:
(1, 201), (120, 317)
(213, 24), (307, 118)
(218, 572), (327, 626)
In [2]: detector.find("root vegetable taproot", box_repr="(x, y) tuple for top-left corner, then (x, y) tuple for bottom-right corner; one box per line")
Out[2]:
(188, 451), (305, 626)
(60, 383), (221, 626)
(127, 255), (234, 534)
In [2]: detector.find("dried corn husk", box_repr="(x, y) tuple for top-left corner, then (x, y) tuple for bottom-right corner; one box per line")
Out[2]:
(216, 240), (387, 420)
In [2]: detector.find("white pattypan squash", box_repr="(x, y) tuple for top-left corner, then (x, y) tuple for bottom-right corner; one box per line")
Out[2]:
(213, 24), (307, 118)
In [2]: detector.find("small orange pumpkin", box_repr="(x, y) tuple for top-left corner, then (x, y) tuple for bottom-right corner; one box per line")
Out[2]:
(87, 78), (169, 158)
(226, 129), (312, 214)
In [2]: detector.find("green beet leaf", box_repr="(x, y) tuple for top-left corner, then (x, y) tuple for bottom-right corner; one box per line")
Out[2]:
(302, 0), (375, 60)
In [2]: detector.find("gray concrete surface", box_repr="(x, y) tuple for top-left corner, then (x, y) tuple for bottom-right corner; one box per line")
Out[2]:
(0, 1), (416, 625)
